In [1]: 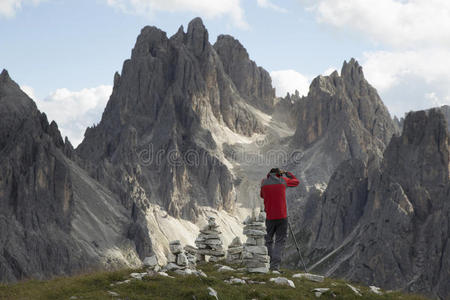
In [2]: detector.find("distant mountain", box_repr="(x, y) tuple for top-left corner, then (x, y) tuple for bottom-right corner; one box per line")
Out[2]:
(1, 17), (448, 299)
(280, 60), (397, 198)
(0, 70), (141, 282)
(295, 109), (450, 298)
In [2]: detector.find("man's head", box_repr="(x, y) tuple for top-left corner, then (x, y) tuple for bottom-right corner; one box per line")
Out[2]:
(269, 168), (282, 177)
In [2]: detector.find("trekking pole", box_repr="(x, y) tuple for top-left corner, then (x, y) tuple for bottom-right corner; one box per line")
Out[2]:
(288, 220), (308, 273)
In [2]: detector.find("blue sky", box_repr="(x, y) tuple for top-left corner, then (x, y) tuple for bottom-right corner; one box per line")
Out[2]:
(2, 0), (450, 145)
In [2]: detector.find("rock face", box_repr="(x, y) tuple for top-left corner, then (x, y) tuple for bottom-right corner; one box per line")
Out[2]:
(0, 70), (141, 282)
(301, 109), (450, 299)
(287, 60), (397, 190)
(76, 18), (274, 223)
(214, 35), (275, 113)
(440, 105), (450, 132)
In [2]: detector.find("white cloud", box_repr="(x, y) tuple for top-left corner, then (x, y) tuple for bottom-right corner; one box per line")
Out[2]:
(362, 49), (450, 116)
(256, 0), (287, 13)
(34, 85), (113, 146)
(0, 0), (43, 18)
(270, 69), (310, 97)
(106, 0), (248, 29)
(302, 0), (450, 116)
(306, 0), (450, 49)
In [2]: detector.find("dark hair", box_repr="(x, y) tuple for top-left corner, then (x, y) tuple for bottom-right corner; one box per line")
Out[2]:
(269, 168), (281, 175)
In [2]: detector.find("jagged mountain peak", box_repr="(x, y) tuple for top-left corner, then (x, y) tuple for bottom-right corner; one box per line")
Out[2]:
(215, 35), (250, 60)
(131, 25), (169, 58)
(1, 69), (10, 80)
(186, 17), (209, 56)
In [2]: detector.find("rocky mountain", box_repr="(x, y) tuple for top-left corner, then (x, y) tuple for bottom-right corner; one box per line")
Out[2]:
(1, 16), (449, 299)
(0, 70), (141, 282)
(440, 105), (450, 132)
(279, 60), (398, 199)
(295, 109), (450, 298)
(76, 18), (274, 222)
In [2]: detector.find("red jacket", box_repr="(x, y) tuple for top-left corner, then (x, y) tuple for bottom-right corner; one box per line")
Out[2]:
(260, 172), (299, 220)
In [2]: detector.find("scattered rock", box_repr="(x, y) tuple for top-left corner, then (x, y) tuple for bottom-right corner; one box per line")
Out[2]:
(346, 284), (362, 296)
(313, 288), (330, 297)
(174, 268), (194, 276)
(269, 277), (296, 288)
(143, 255), (158, 268)
(225, 277), (246, 284)
(130, 272), (146, 280)
(158, 272), (174, 278)
(107, 291), (120, 297)
(292, 273), (324, 282)
(218, 265), (235, 272)
(207, 287), (219, 300)
(370, 285), (382, 295)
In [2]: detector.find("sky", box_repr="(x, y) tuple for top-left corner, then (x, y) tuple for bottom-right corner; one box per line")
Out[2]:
(1, 0), (450, 146)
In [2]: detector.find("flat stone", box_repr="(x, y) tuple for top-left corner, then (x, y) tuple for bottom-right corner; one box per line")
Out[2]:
(166, 262), (182, 271)
(205, 239), (222, 245)
(243, 229), (266, 236)
(169, 240), (181, 245)
(143, 255), (158, 267)
(197, 249), (225, 256)
(229, 236), (242, 247)
(292, 273), (325, 282)
(177, 253), (188, 266)
(370, 286), (382, 295)
(107, 291), (120, 297)
(218, 265), (235, 272)
(170, 244), (183, 254)
(269, 277), (296, 288)
(244, 245), (268, 255)
(130, 272), (146, 280)
(346, 284), (362, 296)
(167, 252), (177, 263)
(247, 266), (269, 273)
(207, 287), (218, 300)
(227, 246), (244, 254)
(225, 278), (246, 284)
(313, 288), (330, 297)
(200, 229), (221, 235)
(174, 268), (193, 276)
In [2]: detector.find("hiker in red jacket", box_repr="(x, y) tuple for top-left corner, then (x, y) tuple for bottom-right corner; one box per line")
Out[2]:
(260, 168), (299, 271)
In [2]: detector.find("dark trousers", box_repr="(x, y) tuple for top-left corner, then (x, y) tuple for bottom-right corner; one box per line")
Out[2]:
(265, 218), (288, 270)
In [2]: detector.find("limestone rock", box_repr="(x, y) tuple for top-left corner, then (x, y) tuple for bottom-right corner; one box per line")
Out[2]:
(214, 35), (275, 113)
(269, 277), (295, 288)
(292, 273), (324, 282)
(143, 255), (158, 268)
(301, 109), (450, 299)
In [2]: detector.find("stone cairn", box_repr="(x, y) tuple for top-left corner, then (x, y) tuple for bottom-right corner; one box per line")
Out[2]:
(195, 216), (225, 262)
(242, 209), (270, 273)
(164, 240), (194, 274)
(226, 237), (244, 264)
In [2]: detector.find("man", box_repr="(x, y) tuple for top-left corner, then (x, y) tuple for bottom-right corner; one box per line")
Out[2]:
(260, 167), (299, 271)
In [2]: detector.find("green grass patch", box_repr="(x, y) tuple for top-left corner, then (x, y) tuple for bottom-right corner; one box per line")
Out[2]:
(0, 263), (429, 300)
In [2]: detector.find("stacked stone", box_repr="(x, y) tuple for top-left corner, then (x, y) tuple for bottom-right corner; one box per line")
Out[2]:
(184, 245), (198, 268)
(226, 237), (244, 264)
(165, 240), (189, 272)
(242, 210), (270, 273)
(195, 217), (225, 262)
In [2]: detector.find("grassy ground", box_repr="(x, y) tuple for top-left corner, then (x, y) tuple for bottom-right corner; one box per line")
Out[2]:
(0, 263), (429, 300)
